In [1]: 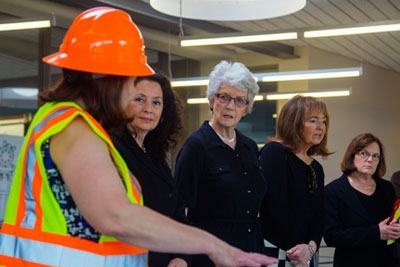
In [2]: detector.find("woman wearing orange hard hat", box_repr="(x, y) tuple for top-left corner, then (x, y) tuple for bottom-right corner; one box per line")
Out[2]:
(0, 7), (277, 267)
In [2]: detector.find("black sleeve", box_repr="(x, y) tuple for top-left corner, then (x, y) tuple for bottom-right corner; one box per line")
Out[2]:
(168, 195), (192, 266)
(308, 163), (324, 249)
(259, 142), (298, 250)
(174, 137), (204, 209)
(323, 183), (381, 248)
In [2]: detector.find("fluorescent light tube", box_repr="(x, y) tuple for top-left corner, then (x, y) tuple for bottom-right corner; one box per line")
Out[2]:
(304, 23), (400, 38)
(261, 67), (362, 82)
(187, 98), (209, 104)
(180, 32), (298, 47)
(172, 67), (362, 87)
(266, 89), (351, 100)
(0, 20), (51, 31)
(171, 79), (209, 87)
(187, 95), (264, 104)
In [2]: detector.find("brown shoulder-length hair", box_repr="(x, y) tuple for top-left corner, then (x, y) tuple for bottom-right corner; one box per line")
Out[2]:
(341, 133), (386, 178)
(136, 73), (183, 162)
(38, 69), (131, 132)
(271, 95), (331, 156)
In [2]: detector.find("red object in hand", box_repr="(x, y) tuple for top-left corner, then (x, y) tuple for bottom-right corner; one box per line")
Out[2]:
(388, 199), (400, 224)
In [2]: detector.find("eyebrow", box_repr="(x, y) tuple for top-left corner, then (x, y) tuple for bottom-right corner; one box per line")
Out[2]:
(308, 116), (327, 119)
(136, 93), (162, 99)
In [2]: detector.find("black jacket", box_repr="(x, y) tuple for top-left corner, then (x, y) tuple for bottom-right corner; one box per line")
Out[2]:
(324, 174), (397, 267)
(111, 128), (189, 267)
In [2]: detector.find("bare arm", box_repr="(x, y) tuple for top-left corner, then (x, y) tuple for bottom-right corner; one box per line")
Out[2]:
(51, 117), (277, 267)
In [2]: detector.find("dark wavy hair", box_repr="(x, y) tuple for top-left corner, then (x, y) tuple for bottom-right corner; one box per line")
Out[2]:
(272, 95), (331, 156)
(38, 69), (130, 132)
(341, 133), (386, 178)
(136, 73), (183, 162)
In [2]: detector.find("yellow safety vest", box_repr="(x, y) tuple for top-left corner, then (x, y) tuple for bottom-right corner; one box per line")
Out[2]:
(0, 102), (148, 267)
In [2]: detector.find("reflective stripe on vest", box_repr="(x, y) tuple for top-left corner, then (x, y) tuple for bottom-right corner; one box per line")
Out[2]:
(0, 233), (147, 267)
(0, 102), (147, 266)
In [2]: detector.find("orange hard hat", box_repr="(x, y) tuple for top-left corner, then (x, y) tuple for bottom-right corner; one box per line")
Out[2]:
(43, 7), (154, 76)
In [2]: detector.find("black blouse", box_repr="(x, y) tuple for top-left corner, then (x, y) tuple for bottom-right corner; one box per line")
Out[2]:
(259, 141), (325, 251)
(175, 121), (267, 267)
(110, 128), (188, 267)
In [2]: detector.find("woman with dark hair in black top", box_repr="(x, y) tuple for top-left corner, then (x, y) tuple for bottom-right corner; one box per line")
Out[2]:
(110, 73), (188, 267)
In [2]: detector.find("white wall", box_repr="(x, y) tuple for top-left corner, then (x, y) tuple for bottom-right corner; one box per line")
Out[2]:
(307, 47), (400, 183)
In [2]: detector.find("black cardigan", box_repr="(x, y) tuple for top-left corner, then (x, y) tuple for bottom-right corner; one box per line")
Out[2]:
(259, 141), (325, 251)
(111, 128), (189, 267)
(324, 174), (397, 267)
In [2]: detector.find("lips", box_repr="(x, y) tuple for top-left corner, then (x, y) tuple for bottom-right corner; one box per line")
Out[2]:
(140, 117), (152, 122)
(223, 114), (234, 119)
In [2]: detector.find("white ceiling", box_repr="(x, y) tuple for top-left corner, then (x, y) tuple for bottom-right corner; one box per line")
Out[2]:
(211, 0), (400, 72)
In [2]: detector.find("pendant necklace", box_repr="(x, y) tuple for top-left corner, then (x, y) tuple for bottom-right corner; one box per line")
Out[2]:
(348, 177), (374, 190)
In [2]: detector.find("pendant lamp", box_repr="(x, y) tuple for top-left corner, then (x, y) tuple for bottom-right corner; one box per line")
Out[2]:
(150, 0), (306, 21)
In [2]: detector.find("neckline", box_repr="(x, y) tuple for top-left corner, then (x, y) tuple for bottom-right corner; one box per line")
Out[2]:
(208, 121), (236, 143)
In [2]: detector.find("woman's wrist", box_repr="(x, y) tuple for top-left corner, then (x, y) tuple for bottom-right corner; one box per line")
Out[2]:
(307, 244), (315, 259)
(307, 241), (317, 259)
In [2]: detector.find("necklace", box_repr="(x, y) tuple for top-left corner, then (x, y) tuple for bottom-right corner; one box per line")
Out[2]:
(209, 121), (236, 143)
(215, 130), (236, 143)
(348, 177), (375, 190)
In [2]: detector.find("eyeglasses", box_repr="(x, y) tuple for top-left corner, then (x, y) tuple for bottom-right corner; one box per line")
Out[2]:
(215, 93), (249, 108)
(358, 150), (381, 161)
(308, 165), (318, 193)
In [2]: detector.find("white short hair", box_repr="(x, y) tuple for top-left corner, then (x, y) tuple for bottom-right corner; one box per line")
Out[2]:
(207, 61), (259, 113)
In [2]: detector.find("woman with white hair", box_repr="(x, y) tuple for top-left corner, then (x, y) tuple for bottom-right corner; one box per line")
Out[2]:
(175, 61), (266, 267)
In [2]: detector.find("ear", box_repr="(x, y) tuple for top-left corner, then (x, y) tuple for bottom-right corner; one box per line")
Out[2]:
(209, 98), (214, 113)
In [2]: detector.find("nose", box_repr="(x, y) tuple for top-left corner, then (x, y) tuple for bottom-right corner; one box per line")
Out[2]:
(226, 98), (236, 109)
(143, 100), (152, 112)
(317, 120), (325, 130)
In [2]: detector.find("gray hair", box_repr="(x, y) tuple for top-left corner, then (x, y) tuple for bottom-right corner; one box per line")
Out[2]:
(207, 60), (259, 113)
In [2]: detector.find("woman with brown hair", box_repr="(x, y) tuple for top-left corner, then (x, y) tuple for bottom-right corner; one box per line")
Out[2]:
(324, 133), (400, 267)
(259, 95), (331, 267)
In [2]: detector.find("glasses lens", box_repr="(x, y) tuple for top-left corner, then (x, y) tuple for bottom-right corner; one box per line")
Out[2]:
(372, 154), (381, 161)
(359, 151), (368, 158)
(234, 98), (248, 107)
(217, 94), (230, 104)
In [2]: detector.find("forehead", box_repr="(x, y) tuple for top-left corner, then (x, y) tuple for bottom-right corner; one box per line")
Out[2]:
(135, 80), (162, 95)
(305, 107), (327, 117)
(218, 83), (247, 96)
(363, 142), (380, 152)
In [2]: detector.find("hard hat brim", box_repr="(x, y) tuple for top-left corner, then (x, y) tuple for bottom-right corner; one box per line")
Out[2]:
(43, 52), (154, 77)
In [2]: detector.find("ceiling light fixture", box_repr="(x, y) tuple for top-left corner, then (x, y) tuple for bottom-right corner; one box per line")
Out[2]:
(260, 67), (362, 82)
(187, 95), (263, 104)
(150, 0), (306, 21)
(180, 32), (298, 47)
(304, 21), (400, 38)
(172, 67), (362, 88)
(176, 20), (400, 47)
(0, 20), (51, 32)
(265, 89), (351, 100)
(171, 78), (209, 87)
